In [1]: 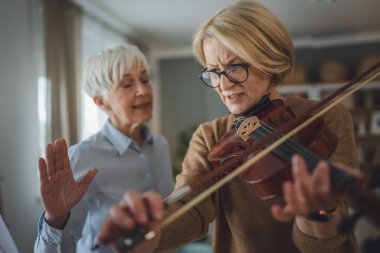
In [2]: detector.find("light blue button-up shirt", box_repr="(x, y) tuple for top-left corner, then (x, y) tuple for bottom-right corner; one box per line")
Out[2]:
(34, 121), (173, 253)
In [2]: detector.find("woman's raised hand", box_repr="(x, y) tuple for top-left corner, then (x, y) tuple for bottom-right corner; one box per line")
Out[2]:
(38, 138), (97, 228)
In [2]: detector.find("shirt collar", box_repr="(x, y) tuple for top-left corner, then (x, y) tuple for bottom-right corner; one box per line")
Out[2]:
(102, 120), (154, 155)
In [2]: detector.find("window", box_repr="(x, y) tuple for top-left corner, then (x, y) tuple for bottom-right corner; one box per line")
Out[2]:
(80, 14), (128, 140)
(38, 76), (50, 155)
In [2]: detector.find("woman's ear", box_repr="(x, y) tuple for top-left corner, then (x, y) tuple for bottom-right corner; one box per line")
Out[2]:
(93, 96), (109, 111)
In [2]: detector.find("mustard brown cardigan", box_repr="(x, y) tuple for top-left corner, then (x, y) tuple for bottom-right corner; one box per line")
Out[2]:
(158, 96), (359, 253)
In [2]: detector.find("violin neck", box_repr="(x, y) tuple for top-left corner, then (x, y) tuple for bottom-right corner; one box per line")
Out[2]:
(327, 163), (358, 193)
(251, 124), (356, 194)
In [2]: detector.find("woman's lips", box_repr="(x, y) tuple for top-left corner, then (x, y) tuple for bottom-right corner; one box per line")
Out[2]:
(133, 101), (151, 109)
(227, 93), (244, 101)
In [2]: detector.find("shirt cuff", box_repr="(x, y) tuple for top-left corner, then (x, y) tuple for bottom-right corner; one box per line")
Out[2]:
(37, 212), (64, 245)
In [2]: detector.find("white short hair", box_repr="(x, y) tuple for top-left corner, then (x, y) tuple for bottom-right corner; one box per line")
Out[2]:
(83, 44), (149, 98)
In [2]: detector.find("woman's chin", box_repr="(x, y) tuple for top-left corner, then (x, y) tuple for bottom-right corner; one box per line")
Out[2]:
(227, 105), (245, 115)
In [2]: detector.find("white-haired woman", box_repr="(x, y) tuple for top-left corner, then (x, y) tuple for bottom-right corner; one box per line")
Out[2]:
(34, 44), (173, 253)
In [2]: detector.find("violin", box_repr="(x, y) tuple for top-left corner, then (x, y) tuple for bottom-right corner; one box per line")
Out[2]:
(93, 62), (380, 252)
(208, 94), (337, 199)
(207, 93), (380, 229)
(205, 63), (380, 228)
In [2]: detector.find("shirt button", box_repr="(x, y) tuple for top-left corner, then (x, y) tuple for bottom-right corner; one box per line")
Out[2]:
(140, 153), (144, 158)
(145, 174), (150, 178)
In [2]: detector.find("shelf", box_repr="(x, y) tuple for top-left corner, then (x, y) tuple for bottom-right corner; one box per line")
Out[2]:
(279, 81), (380, 100)
(357, 135), (380, 142)
(351, 106), (380, 113)
(292, 31), (380, 49)
(360, 162), (380, 172)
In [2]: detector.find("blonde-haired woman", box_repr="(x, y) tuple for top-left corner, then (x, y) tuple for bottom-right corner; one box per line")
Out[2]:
(97, 1), (359, 253)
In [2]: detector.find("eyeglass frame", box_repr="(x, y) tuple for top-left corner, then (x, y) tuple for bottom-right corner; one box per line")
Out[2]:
(199, 63), (251, 88)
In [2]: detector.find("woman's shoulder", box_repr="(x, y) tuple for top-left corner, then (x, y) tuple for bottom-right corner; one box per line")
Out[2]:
(151, 132), (170, 146)
(285, 95), (349, 119)
(189, 115), (234, 149)
(68, 131), (107, 160)
(284, 95), (354, 144)
(197, 115), (232, 135)
(285, 96), (316, 115)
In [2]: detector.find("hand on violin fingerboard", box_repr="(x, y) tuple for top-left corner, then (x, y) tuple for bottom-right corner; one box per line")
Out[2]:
(271, 155), (342, 222)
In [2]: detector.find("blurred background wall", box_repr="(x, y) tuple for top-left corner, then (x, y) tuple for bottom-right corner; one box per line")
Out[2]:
(0, 0), (42, 251)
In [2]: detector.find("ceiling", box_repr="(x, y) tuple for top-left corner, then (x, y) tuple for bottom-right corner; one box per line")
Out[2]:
(74, 0), (380, 53)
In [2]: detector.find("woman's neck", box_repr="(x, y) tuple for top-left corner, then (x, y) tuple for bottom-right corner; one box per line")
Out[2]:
(112, 121), (145, 147)
(234, 87), (283, 118)
(268, 86), (283, 101)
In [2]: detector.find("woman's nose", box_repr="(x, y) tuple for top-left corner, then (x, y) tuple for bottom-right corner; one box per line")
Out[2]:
(219, 74), (233, 90)
(136, 82), (149, 96)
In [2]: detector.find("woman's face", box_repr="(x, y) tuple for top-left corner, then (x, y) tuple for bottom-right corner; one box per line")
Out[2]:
(203, 37), (272, 115)
(105, 64), (153, 128)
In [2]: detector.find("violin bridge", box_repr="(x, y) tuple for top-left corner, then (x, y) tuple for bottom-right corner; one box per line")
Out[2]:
(236, 116), (261, 142)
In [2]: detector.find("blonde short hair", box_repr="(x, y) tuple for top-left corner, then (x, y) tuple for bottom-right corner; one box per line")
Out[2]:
(83, 44), (149, 98)
(193, 0), (294, 86)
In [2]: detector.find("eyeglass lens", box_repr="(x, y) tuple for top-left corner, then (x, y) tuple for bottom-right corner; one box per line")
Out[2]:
(201, 64), (249, 87)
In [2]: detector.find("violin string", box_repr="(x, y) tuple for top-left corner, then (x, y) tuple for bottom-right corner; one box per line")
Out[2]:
(259, 122), (319, 163)
(263, 121), (353, 189)
(254, 121), (352, 189)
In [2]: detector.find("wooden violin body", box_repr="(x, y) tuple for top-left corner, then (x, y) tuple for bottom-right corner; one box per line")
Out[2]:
(208, 98), (337, 199)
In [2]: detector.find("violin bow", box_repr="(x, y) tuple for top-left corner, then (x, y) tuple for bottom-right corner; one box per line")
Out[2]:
(162, 62), (380, 227)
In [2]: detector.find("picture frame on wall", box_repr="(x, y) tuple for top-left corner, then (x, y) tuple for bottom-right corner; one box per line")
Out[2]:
(370, 111), (380, 134)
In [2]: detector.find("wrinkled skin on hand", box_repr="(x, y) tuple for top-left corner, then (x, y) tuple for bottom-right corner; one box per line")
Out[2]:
(38, 138), (97, 228)
(271, 154), (361, 222)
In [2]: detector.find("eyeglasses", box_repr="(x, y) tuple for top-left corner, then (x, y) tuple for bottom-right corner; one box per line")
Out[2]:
(199, 63), (251, 88)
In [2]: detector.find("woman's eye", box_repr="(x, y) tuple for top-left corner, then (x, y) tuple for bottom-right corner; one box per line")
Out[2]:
(208, 68), (220, 73)
(141, 79), (150, 84)
(121, 83), (132, 88)
(228, 65), (240, 72)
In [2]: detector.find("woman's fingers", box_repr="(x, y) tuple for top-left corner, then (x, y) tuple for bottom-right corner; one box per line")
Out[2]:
(38, 157), (48, 182)
(284, 180), (310, 216)
(312, 162), (331, 200)
(291, 155), (313, 213)
(98, 204), (135, 244)
(273, 155), (360, 223)
(290, 156), (340, 211)
(122, 191), (149, 224)
(333, 162), (362, 179)
(57, 138), (71, 172)
(98, 191), (164, 245)
(45, 143), (55, 177)
(110, 204), (136, 230)
(120, 191), (164, 225)
(44, 138), (71, 177)
(142, 192), (164, 221)
(54, 138), (69, 172)
(271, 204), (294, 222)
(79, 168), (98, 192)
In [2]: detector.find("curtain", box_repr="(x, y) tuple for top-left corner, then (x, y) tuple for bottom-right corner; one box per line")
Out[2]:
(43, 0), (82, 146)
